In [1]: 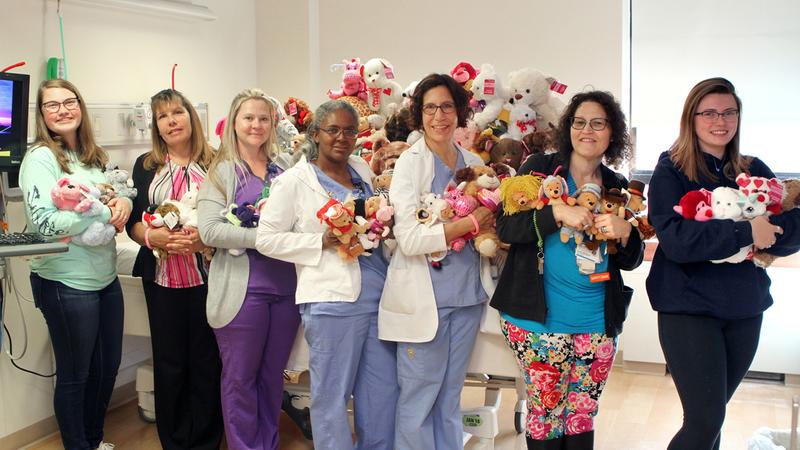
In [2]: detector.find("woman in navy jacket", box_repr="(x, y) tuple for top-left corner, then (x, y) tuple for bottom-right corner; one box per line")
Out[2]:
(646, 77), (800, 450)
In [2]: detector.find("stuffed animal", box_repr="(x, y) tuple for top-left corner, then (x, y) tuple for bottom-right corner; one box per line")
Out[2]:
(416, 192), (455, 264)
(372, 170), (393, 196)
(316, 198), (369, 262)
(50, 177), (116, 246)
(490, 138), (525, 171)
(384, 108), (414, 142)
(521, 123), (557, 161)
(469, 130), (497, 163)
(563, 183), (602, 245)
(504, 103), (537, 141)
(328, 58), (368, 101)
(499, 175), (542, 215)
(401, 81), (419, 108)
(453, 123), (480, 150)
(536, 174), (576, 209)
(221, 202), (259, 256)
(370, 141), (409, 176)
(454, 166), (502, 257)
(284, 97), (314, 133)
(338, 95), (373, 120)
(471, 64), (508, 130)
(361, 194), (394, 250)
(443, 186), (478, 252)
(507, 68), (566, 126)
(450, 61), (478, 89)
(104, 163), (138, 200)
(735, 172), (783, 216)
(752, 178), (800, 268)
(267, 96), (300, 153)
(709, 187), (752, 264)
(590, 188), (627, 254)
(142, 202), (182, 259)
(673, 189), (713, 221)
(624, 180), (656, 240)
(361, 58), (403, 117)
(165, 185), (200, 228)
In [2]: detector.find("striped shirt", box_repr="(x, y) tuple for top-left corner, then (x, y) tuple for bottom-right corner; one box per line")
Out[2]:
(150, 157), (208, 288)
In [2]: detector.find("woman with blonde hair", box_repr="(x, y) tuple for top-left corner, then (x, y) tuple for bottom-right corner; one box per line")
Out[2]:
(20, 79), (131, 450)
(126, 89), (222, 449)
(198, 88), (299, 450)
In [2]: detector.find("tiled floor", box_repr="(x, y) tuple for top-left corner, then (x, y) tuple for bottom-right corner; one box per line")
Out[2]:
(23, 368), (800, 449)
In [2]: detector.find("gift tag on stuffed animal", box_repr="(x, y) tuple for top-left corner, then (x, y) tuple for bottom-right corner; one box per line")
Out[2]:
(163, 211), (180, 230)
(484, 79), (495, 96)
(549, 80), (568, 94)
(575, 242), (602, 275)
(288, 102), (298, 116)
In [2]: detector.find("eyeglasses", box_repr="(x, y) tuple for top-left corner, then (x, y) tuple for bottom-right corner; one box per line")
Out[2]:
(422, 102), (456, 116)
(319, 126), (358, 139)
(571, 117), (609, 131)
(41, 97), (80, 113)
(695, 109), (739, 122)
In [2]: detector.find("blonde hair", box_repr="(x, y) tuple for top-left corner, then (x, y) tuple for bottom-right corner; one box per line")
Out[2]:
(144, 89), (215, 171)
(207, 88), (280, 193)
(670, 77), (749, 183)
(499, 175), (542, 215)
(31, 79), (107, 173)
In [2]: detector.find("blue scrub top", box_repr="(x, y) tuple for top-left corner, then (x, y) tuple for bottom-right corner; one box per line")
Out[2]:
(301, 163), (389, 317)
(428, 150), (487, 309)
(503, 175), (607, 333)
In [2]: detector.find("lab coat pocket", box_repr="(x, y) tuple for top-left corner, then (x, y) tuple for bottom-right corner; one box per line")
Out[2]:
(381, 267), (418, 315)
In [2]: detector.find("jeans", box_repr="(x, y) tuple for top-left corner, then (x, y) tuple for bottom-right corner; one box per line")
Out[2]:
(30, 273), (124, 450)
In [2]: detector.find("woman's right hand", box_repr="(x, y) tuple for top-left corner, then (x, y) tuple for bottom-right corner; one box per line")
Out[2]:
(321, 229), (340, 249)
(750, 215), (783, 250)
(552, 204), (594, 230)
(146, 227), (174, 250)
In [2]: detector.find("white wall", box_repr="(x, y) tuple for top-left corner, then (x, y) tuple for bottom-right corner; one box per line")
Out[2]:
(0, 0), (258, 440)
(256, 0), (624, 112)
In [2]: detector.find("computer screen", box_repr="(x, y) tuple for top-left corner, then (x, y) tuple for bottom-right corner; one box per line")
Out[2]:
(0, 72), (30, 171)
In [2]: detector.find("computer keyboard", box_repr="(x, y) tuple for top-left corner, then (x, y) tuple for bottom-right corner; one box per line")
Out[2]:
(0, 232), (47, 246)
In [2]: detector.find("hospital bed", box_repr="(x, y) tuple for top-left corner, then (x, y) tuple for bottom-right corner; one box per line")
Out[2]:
(117, 237), (525, 448)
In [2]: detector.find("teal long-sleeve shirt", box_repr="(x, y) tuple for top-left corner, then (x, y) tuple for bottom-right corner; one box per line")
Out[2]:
(20, 145), (119, 291)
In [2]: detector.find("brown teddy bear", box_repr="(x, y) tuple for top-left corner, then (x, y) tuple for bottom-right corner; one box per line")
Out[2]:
(454, 165), (502, 257)
(536, 174), (576, 209)
(284, 97), (314, 133)
(469, 130), (498, 163)
(372, 170), (393, 196)
(624, 180), (656, 240)
(316, 198), (369, 262)
(589, 188), (627, 254)
(489, 138), (525, 171)
(370, 141), (409, 175)
(564, 183), (602, 245)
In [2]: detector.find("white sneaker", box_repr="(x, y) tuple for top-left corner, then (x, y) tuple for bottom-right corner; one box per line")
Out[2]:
(95, 442), (115, 450)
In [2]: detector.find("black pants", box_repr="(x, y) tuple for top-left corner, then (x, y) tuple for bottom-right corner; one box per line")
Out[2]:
(658, 312), (763, 450)
(143, 281), (223, 450)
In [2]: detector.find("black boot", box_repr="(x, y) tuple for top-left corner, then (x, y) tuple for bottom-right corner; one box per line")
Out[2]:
(564, 430), (595, 450)
(281, 390), (313, 440)
(526, 435), (565, 450)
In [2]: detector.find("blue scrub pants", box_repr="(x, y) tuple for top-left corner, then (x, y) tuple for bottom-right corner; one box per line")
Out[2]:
(302, 311), (398, 450)
(395, 303), (483, 450)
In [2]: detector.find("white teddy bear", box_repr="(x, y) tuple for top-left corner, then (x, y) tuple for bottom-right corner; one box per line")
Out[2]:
(504, 103), (538, 141)
(506, 67), (565, 127)
(470, 63), (508, 130)
(361, 58), (403, 117)
(709, 187), (753, 264)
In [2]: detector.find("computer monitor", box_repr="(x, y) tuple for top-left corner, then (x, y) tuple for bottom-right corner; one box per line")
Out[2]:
(0, 72), (30, 170)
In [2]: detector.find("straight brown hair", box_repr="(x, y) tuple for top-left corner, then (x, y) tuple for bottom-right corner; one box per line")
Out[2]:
(144, 89), (215, 172)
(670, 77), (749, 183)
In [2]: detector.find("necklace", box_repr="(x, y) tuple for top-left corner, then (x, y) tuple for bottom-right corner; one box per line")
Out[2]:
(166, 156), (191, 200)
(712, 157), (723, 173)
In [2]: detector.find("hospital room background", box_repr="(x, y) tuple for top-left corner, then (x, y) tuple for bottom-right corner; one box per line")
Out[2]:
(0, 0), (798, 449)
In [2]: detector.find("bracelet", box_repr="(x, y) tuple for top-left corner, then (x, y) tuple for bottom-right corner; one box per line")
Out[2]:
(144, 227), (153, 250)
(467, 213), (480, 234)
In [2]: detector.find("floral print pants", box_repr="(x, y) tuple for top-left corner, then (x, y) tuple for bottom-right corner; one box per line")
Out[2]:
(500, 318), (617, 441)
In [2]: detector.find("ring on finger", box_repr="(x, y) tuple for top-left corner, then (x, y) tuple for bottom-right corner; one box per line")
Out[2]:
(600, 225), (608, 234)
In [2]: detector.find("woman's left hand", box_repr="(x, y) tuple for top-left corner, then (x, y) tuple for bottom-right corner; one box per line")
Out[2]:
(107, 197), (132, 232)
(593, 213), (632, 240)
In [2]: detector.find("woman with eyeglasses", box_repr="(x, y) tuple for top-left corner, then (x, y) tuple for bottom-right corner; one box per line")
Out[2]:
(196, 89), (299, 450)
(490, 90), (643, 449)
(646, 78), (800, 450)
(378, 73), (496, 450)
(20, 79), (132, 450)
(255, 100), (398, 449)
(126, 89), (222, 450)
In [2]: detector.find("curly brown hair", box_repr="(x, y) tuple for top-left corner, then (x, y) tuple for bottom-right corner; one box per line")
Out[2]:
(409, 73), (471, 130)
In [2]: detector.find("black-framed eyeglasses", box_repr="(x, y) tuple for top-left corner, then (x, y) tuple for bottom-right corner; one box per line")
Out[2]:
(695, 109), (739, 122)
(422, 102), (456, 116)
(319, 126), (358, 139)
(571, 117), (609, 131)
(41, 97), (80, 113)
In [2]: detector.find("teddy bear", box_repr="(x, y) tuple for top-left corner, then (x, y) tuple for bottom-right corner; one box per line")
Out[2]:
(752, 178), (800, 268)
(507, 67), (566, 127)
(328, 58), (368, 102)
(360, 194), (394, 250)
(469, 130), (497, 163)
(372, 170), (393, 196)
(521, 122), (557, 161)
(284, 97), (314, 133)
(316, 198), (369, 262)
(142, 202), (182, 259)
(415, 192), (456, 265)
(470, 63), (508, 130)
(104, 163), (138, 200)
(536, 174), (576, 209)
(499, 175), (542, 216)
(561, 183), (602, 245)
(623, 180), (656, 240)
(735, 172), (783, 216)
(384, 108), (413, 142)
(587, 188), (627, 254)
(504, 103), (538, 141)
(709, 187), (753, 264)
(370, 141), (409, 176)
(221, 202), (259, 256)
(673, 189), (713, 221)
(453, 166), (502, 257)
(50, 177), (116, 246)
(361, 58), (403, 117)
(455, 165), (501, 197)
(401, 81), (419, 108)
(265, 96), (299, 153)
(489, 138), (525, 172)
(165, 185), (200, 228)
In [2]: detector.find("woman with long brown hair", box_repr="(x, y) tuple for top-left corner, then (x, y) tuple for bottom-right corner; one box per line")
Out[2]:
(647, 77), (800, 449)
(126, 89), (222, 450)
(20, 79), (131, 450)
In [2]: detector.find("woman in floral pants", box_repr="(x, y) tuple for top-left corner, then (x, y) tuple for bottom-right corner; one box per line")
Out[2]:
(490, 91), (644, 449)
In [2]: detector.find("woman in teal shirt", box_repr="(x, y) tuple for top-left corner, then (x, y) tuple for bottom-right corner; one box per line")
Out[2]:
(20, 79), (131, 450)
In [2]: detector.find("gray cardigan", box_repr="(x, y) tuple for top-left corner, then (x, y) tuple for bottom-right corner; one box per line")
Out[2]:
(198, 160), (260, 328)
